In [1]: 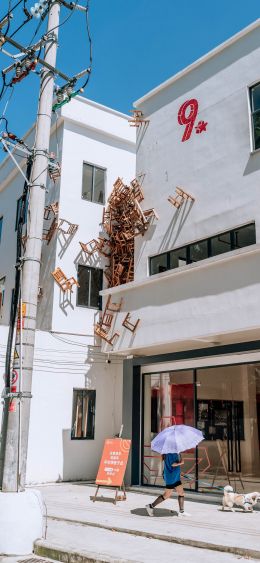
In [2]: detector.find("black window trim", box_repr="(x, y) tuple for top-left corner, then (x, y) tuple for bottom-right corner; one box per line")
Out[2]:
(82, 161), (106, 205)
(76, 264), (103, 310)
(248, 81), (260, 152)
(0, 216), (3, 243)
(71, 388), (96, 440)
(149, 222), (256, 276)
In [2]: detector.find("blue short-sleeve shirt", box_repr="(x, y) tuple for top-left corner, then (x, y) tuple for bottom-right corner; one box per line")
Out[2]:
(163, 453), (181, 485)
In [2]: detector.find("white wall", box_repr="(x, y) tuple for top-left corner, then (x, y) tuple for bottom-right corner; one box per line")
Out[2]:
(50, 98), (136, 335)
(0, 326), (123, 483)
(99, 23), (260, 355)
(0, 97), (135, 483)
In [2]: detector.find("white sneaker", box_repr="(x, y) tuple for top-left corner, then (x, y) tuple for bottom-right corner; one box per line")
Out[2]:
(178, 511), (191, 517)
(145, 504), (154, 516)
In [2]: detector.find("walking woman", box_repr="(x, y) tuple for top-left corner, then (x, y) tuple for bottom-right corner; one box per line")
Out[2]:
(145, 453), (190, 517)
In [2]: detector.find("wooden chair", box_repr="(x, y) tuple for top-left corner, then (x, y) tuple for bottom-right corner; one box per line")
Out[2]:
(143, 208), (159, 221)
(94, 323), (119, 346)
(58, 218), (78, 236)
(79, 239), (99, 256)
(168, 194), (183, 209)
(131, 178), (144, 202)
(113, 263), (124, 286)
(212, 439), (244, 490)
(176, 187), (195, 201)
(101, 311), (114, 328)
(168, 187), (194, 209)
(105, 295), (123, 313)
(51, 267), (79, 293)
(122, 312), (140, 332)
(128, 110), (149, 127)
(44, 201), (59, 220)
(43, 218), (58, 244)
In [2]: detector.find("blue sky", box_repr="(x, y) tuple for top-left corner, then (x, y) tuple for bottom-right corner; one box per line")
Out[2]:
(0, 0), (259, 141)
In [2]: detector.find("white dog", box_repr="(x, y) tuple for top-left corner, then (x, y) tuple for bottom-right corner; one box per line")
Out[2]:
(222, 485), (260, 512)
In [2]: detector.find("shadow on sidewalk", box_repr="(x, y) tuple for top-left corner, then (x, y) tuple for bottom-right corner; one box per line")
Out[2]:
(131, 508), (178, 517)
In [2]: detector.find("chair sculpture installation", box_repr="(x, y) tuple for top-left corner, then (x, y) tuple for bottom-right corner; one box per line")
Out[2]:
(81, 177), (158, 288)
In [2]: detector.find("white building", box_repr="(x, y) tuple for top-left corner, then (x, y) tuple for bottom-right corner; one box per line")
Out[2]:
(0, 97), (135, 484)
(99, 20), (260, 492)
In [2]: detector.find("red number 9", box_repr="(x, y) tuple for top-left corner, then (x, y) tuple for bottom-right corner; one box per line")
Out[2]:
(178, 99), (198, 142)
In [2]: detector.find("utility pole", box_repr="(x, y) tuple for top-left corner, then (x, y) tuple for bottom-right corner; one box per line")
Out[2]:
(1, 1), (60, 491)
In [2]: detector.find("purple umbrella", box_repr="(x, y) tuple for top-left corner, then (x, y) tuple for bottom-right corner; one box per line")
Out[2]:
(151, 424), (204, 454)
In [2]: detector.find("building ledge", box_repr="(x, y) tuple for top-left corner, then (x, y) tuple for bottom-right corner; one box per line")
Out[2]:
(100, 243), (260, 296)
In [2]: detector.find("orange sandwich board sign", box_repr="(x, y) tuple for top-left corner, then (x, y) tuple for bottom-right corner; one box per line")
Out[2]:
(93, 438), (131, 504)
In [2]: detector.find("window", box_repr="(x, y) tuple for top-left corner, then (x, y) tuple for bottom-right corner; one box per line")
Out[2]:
(189, 240), (208, 263)
(250, 83), (260, 151)
(71, 389), (96, 439)
(169, 247), (187, 269)
(0, 277), (5, 315)
(82, 162), (105, 204)
(149, 223), (256, 275)
(77, 265), (103, 309)
(150, 253), (168, 275)
(15, 195), (28, 231)
(0, 217), (3, 243)
(211, 231), (231, 256)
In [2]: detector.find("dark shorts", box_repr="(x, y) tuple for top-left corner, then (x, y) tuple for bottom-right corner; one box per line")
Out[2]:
(165, 480), (182, 489)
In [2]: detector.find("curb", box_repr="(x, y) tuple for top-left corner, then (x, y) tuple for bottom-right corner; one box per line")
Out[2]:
(34, 541), (134, 563)
(34, 515), (260, 561)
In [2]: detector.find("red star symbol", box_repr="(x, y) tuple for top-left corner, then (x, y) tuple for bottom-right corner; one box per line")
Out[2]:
(195, 121), (208, 134)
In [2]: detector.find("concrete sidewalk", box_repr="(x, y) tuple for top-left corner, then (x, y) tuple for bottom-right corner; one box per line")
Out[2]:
(33, 483), (260, 562)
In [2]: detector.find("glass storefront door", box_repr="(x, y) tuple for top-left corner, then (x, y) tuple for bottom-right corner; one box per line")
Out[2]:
(142, 370), (196, 490)
(142, 363), (260, 493)
(196, 364), (260, 493)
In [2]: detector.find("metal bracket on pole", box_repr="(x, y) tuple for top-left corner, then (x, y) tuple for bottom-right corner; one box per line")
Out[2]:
(1, 34), (71, 82)
(0, 138), (32, 183)
(2, 392), (33, 400)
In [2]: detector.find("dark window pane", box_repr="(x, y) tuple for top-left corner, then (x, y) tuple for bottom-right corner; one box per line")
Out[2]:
(189, 240), (208, 263)
(77, 265), (90, 306)
(90, 268), (103, 308)
(169, 247), (187, 269)
(82, 163), (93, 201)
(252, 111), (260, 150)
(0, 217), (2, 242)
(0, 277), (5, 314)
(93, 167), (105, 204)
(251, 84), (260, 112)
(211, 232), (231, 256)
(71, 389), (96, 439)
(15, 196), (28, 231)
(233, 224), (256, 249)
(150, 253), (168, 275)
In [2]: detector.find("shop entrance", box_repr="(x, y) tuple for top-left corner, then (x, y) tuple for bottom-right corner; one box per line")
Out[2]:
(142, 363), (260, 493)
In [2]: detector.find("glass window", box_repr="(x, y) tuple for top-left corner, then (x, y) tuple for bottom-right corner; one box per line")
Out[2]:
(71, 389), (96, 439)
(0, 277), (5, 315)
(233, 223), (256, 249)
(82, 162), (105, 204)
(0, 217), (3, 243)
(169, 247), (187, 269)
(15, 196), (28, 231)
(189, 240), (208, 263)
(211, 231), (231, 256)
(250, 84), (260, 151)
(77, 265), (103, 309)
(150, 253), (168, 275)
(149, 223), (256, 276)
